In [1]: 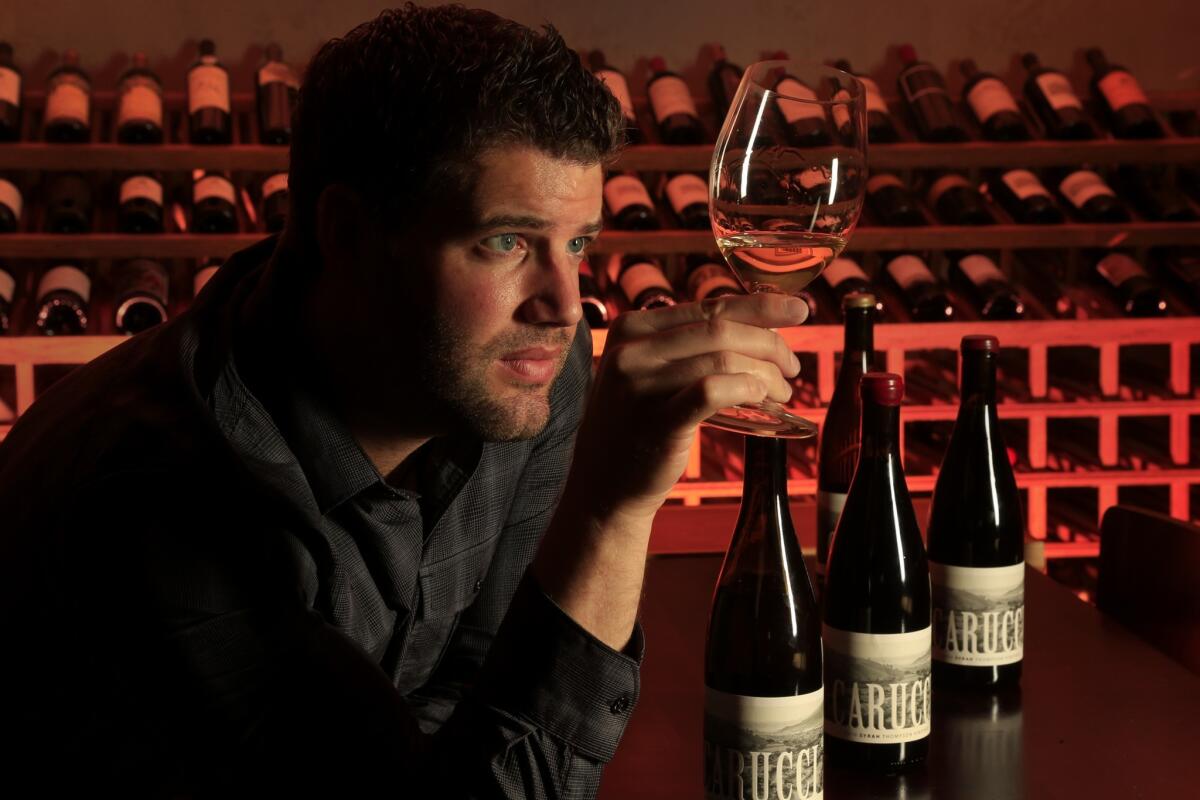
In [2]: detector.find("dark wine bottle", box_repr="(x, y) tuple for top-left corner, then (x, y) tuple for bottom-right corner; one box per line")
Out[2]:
(832, 59), (899, 143)
(646, 56), (704, 145)
(948, 253), (1025, 320)
(35, 263), (90, 335)
(824, 372), (931, 772)
(1181, 166), (1200, 206)
(0, 263), (13, 334)
(1115, 166), (1198, 222)
(193, 257), (222, 298)
(1169, 109), (1200, 137)
(926, 172), (994, 225)
(191, 170), (238, 233)
(43, 49), (91, 143)
(256, 43), (298, 145)
(704, 436), (824, 800)
(1156, 247), (1200, 309)
(113, 258), (169, 334)
(896, 44), (968, 142)
(0, 42), (23, 142)
(959, 60), (1029, 141)
(613, 254), (676, 310)
(1016, 251), (1077, 319)
(589, 51), (642, 145)
(1085, 48), (1163, 139)
(986, 168), (1064, 224)
(817, 292), (876, 589)
(578, 260), (609, 330)
(43, 172), (92, 234)
(1052, 168), (1131, 223)
(928, 335), (1025, 689)
(115, 52), (163, 144)
(867, 173), (926, 226)
(885, 253), (954, 322)
(662, 172), (709, 230)
(1020, 53), (1094, 140)
(770, 52), (833, 147)
(188, 39), (232, 145)
(117, 173), (164, 233)
(684, 253), (740, 302)
(821, 257), (880, 312)
(706, 45), (742, 120)
(1093, 252), (1167, 317)
(0, 176), (22, 232)
(604, 172), (659, 231)
(260, 172), (289, 233)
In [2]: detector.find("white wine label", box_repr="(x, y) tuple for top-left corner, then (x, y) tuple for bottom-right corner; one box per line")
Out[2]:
(188, 64), (230, 114)
(120, 175), (163, 206)
(886, 255), (935, 291)
(1035, 72), (1083, 111)
(648, 75), (697, 123)
(604, 174), (653, 215)
(704, 686), (824, 800)
(38, 265), (91, 304)
(0, 177), (22, 220)
(0, 66), (20, 106)
(966, 77), (1020, 122)
(1096, 253), (1147, 287)
(815, 490), (847, 577)
(822, 258), (867, 288)
(262, 172), (289, 199)
(257, 61), (299, 89)
(1059, 170), (1115, 208)
(45, 76), (89, 125)
(866, 173), (903, 195)
(620, 261), (671, 303)
(117, 77), (162, 125)
(666, 173), (709, 214)
(688, 262), (740, 301)
(823, 625), (932, 745)
(931, 561), (1024, 667)
(1001, 169), (1050, 201)
(0, 269), (15, 304)
(1098, 70), (1150, 111)
(595, 68), (636, 121)
(194, 174), (236, 205)
(899, 66), (948, 103)
(927, 173), (970, 208)
(958, 254), (1006, 287)
(775, 78), (826, 124)
(193, 264), (220, 296)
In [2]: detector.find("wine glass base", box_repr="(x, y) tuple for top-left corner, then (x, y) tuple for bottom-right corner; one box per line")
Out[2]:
(703, 401), (818, 439)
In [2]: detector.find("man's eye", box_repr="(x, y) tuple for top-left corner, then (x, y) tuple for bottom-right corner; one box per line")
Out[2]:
(567, 237), (591, 255)
(482, 233), (522, 253)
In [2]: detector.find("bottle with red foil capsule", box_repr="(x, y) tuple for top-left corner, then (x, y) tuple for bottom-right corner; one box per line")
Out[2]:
(589, 51), (642, 144)
(896, 44), (968, 142)
(645, 56), (704, 145)
(958, 59), (1030, 141)
(1021, 53), (1094, 140)
(115, 52), (164, 144)
(832, 59), (898, 143)
(43, 49), (91, 143)
(1085, 48), (1163, 139)
(770, 50), (833, 147)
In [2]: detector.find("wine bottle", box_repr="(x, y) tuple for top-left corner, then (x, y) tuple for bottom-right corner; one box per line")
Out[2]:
(43, 172), (92, 234)
(832, 60), (898, 143)
(192, 170), (238, 233)
(1020, 53), (1094, 140)
(0, 176), (22, 232)
(1093, 252), (1167, 317)
(115, 52), (164, 144)
(113, 258), (169, 334)
(867, 173), (925, 226)
(1016, 251), (1076, 319)
(257, 43), (298, 145)
(958, 60), (1029, 141)
(821, 257), (882, 313)
(896, 45), (968, 142)
(589, 51), (642, 145)
(188, 39), (232, 145)
(578, 260), (609, 330)
(0, 42), (23, 142)
(662, 172), (710, 230)
(193, 257), (222, 297)
(646, 56), (704, 145)
(260, 172), (289, 233)
(604, 172), (659, 231)
(948, 253), (1025, 320)
(770, 51), (833, 147)
(1085, 48), (1163, 139)
(885, 253), (954, 322)
(1115, 166), (1198, 222)
(706, 46), (745, 123)
(43, 49), (91, 143)
(684, 253), (740, 302)
(117, 173), (164, 233)
(36, 263), (90, 335)
(817, 292), (876, 589)
(0, 263), (14, 334)
(823, 372), (931, 772)
(925, 172), (994, 226)
(986, 169), (1064, 224)
(704, 436), (824, 800)
(1156, 247), (1200, 309)
(1169, 109), (1200, 137)
(612, 254), (676, 310)
(927, 335), (1025, 689)
(1052, 168), (1131, 223)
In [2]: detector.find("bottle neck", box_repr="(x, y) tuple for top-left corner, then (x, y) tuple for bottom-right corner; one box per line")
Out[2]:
(961, 351), (998, 407)
(859, 401), (902, 460)
(843, 306), (874, 361)
(742, 436), (789, 501)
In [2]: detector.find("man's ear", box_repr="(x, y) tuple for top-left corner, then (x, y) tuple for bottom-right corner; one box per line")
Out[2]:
(314, 183), (371, 278)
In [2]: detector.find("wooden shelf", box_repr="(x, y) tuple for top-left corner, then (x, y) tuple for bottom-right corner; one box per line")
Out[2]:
(0, 143), (290, 173)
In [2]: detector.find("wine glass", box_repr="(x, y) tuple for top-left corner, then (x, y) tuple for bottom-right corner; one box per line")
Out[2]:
(708, 59), (867, 438)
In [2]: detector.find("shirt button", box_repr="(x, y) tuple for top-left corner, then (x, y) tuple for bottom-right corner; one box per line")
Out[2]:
(609, 694), (631, 714)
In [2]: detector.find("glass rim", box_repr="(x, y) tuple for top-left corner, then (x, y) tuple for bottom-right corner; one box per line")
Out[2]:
(740, 58), (865, 105)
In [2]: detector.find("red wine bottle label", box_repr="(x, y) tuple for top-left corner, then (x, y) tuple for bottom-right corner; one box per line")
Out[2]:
(775, 78), (825, 124)
(188, 64), (230, 114)
(120, 175), (163, 206)
(0, 66), (20, 106)
(595, 68), (636, 121)
(38, 265), (91, 304)
(899, 65), (949, 103)
(257, 61), (299, 89)
(1096, 253), (1147, 287)
(46, 74), (90, 125)
(648, 74), (697, 122)
(966, 77), (1020, 122)
(0, 177), (22, 220)
(822, 258), (868, 288)
(887, 255), (935, 290)
(859, 76), (889, 115)
(619, 261), (671, 303)
(117, 75), (163, 125)
(931, 562), (1024, 667)
(822, 625), (932, 745)
(958, 254), (1006, 286)
(1035, 72), (1083, 111)
(0, 269), (15, 304)
(194, 174), (236, 205)
(194, 264), (220, 296)
(703, 687), (824, 800)
(815, 490), (847, 577)
(688, 262), (740, 301)
(666, 173), (708, 214)
(1097, 70), (1150, 111)
(1058, 170), (1115, 208)
(866, 174), (904, 195)
(1000, 169), (1050, 200)
(262, 172), (289, 200)
(926, 173), (970, 208)
(604, 175), (653, 215)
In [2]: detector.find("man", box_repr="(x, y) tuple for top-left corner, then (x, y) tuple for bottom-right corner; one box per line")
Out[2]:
(0, 5), (804, 796)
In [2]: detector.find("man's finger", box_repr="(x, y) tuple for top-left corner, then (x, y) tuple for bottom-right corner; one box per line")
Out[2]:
(608, 318), (800, 379)
(610, 292), (809, 338)
(631, 351), (794, 405)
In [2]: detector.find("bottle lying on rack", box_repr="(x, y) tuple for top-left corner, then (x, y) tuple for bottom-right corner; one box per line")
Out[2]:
(257, 43), (298, 145)
(1015, 250), (1077, 319)
(0, 263), (14, 333)
(114, 52), (163, 144)
(661, 172), (710, 230)
(604, 172), (659, 231)
(867, 173), (926, 227)
(704, 436), (824, 800)
(1021, 53), (1094, 140)
(770, 51), (833, 147)
(0, 42), (21, 142)
(260, 172), (289, 233)
(1155, 246), (1200, 309)
(884, 253), (954, 321)
(589, 51), (642, 145)
(578, 260), (608, 329)
(117, 172), (164, 233)
(43, 172), (92, 234)
(0, 176), (21, 232)
(926, 172), (994, 226)
(1092, 251), (1168, 317)
(193, 257), (222, 297)
(832, 59), (898, 143)
(897, 44), (968, 142)
(822, 257), (882, 313)
(44, 49), (90, 143)
(114, 258), (170, 335)
(985, 169), (1064, 224)
(707, 46), (743, 124)
(611, 254), (677, 310)
(824, 372), (931, 773)
(684, 253), (740, 302)
(191, 170), (239, 233)
(188, 39), (231, 145)
(1115, 166), (1198, 222)
(36, 263), (91, 336)
(646, 56), (704, 145)
(959, 60), (1030, 141)
(949, 253), (1025, 320)
(1086, 48), (1163, 139)
(1051, 168), (1132, 223)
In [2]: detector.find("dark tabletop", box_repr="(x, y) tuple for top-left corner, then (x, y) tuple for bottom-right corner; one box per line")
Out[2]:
(599, 554), (1200, 800)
